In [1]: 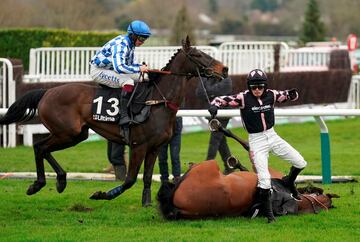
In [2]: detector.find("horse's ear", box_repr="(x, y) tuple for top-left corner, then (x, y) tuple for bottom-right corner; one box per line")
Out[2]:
(182, 35), (191, 52)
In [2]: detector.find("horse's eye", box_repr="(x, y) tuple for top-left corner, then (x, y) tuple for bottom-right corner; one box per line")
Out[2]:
(204, 68), (213, 76)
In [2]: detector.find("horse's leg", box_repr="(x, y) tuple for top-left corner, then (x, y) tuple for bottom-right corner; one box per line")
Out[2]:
(27, 137), (49, 195)
(90, 144), (147, 201)
(43, 128), (89, 193)
(28, 128), (89, 194)
(44, 153), (67, 193)
(142, 148), (160, 207)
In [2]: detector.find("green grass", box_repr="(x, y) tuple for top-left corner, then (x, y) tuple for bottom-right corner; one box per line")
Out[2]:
(0, 118), (360, 241)
(0, 180), (359, 241)
(1, 117), (360, 176)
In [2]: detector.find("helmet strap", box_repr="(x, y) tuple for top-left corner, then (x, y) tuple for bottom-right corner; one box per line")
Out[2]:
(129, 22), (135, 34)
(128, 34), (137, 44)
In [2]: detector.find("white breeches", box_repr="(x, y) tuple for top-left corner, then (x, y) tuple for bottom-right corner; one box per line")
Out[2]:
(249, 128), (307, 189)
(90, 65), (139, 88)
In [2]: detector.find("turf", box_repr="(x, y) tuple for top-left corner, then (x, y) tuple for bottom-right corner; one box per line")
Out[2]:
(0, 117), (360, 241)
(0, 180), (359, 241)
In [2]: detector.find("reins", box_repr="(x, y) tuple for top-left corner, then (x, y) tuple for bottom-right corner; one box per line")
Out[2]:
(147, 69), (193, 77)
(301, 194), (329, 213)
(143, 48), (220, 111)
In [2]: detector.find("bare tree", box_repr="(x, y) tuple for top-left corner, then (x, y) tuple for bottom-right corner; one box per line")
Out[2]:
(169, 5), (196, 45)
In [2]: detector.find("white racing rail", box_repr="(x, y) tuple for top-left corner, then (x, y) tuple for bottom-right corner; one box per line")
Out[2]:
(24, 41), (333, 82)
(1, 107), (360, 184)
(177, 108), (360, 184)
(0, 58), (16, 148)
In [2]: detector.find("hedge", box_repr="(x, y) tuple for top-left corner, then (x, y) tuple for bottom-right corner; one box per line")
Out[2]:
(0, 28), (121, 72)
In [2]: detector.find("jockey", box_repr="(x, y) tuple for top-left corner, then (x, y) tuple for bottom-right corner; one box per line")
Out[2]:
(208, 69), (307, 223)
(90, 20), (151, 143)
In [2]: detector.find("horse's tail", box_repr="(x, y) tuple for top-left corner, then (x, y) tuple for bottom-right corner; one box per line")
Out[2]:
(156, 181), (181, 220)
(0, 89), (47, 125)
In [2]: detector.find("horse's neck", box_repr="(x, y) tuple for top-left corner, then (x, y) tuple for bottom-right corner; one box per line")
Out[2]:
(156, 68), (186, 105)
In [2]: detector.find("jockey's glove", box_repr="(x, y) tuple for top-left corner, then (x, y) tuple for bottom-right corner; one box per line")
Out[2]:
(208, 105), (218, 119)
(287, 88), (298, 101)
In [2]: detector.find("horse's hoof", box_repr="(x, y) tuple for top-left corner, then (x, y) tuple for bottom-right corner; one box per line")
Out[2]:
(90, 191), (111, 200)
(142, 188), (152, 207)
(26, 181), (46, 195)
(56, 180), (67, 193)
(142, 202), (152, 207)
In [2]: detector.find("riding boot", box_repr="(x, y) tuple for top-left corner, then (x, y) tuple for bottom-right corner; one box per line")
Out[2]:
(249, 188), (262, 219)
(282, 166), (303, 200)
(258, 188), (276, 223)
(119, 91), (131, 144)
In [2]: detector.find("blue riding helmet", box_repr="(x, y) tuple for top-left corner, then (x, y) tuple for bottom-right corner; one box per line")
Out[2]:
(127, 20), (151, 37)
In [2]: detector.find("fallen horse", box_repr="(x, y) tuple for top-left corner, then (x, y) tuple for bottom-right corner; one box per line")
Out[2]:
(157, 119), (339, 220)
(157, 159), (339, 220)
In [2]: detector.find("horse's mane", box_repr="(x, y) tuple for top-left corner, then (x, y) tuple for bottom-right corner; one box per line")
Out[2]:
(146, 48), (183, 82)
(156, 163), (195, 220)
(162, 48), (182, 71)
(161, 36), (193, 71)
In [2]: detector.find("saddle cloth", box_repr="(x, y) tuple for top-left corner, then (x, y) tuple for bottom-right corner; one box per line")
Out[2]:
(91, 83), (153, 124)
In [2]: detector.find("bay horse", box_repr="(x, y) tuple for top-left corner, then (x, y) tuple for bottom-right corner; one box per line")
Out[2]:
(157, 120), (338, 220)
(0, 37), (228, 206)
(157, 159), (338, 220)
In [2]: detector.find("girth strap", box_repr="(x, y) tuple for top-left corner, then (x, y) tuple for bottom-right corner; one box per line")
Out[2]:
(145, 100), (179, 112)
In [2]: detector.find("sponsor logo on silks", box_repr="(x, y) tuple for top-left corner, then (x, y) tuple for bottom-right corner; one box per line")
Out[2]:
(98, 72), (120, 83)
(93, 114), (116, 122)
(251, 104), (271, 113)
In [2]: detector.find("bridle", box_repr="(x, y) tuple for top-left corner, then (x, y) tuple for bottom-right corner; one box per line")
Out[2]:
(182, 48), (226, 104)
(182, 48), (224, 79)
(145, 47), (225, 110)
(147, 48), (223, 79)
(301, 194), (329, 213)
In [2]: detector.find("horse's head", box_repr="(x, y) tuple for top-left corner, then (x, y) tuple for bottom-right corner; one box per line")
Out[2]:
(297, 184), (340, 214)
(180, 36), (228, 80)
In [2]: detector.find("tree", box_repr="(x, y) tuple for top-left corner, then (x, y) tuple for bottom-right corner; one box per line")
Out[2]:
(169, 5), (196, 45)
(299, 0), (326, 43)
(218, 17), (245, 35)
(208, 0), (219, 15)
(250, 0), (279, 12)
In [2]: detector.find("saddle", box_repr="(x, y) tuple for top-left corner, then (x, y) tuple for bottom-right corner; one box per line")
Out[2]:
(91, 82), (154, 124)
(247, 178), (298, 218)
(270, 178), (298, 215)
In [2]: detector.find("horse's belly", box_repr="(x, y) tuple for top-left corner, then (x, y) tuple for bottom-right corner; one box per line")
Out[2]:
(172, 161), (259, 218)
(173, 178), (252, 217)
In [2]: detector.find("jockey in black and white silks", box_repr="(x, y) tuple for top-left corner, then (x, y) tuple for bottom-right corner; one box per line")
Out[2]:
(208, 68), (307, 223)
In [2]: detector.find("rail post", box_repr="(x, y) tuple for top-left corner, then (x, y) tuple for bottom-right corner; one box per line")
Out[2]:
(314, 116), (332, 184)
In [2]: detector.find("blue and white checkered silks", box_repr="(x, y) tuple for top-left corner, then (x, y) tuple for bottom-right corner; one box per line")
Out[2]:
(90, 35), (141, 88)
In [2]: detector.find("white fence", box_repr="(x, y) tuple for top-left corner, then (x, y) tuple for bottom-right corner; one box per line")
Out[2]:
(218, 41), (288, 73)
(26, 46), (218, 82)
(1, 107), (359, 183)
(348, 75), (360, 109)
(0, 58), (16, 147)
(24, 42), (333, 82)
(282, 48), (330, 72)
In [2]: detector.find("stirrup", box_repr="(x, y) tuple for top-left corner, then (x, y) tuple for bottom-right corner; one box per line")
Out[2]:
(250, 208), (260, 219)
(120, 126), (130, 144)
(248, 202), (261, 219)
(291, 190), (302, 201)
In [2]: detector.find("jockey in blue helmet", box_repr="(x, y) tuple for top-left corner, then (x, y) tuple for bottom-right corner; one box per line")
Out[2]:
(90, 20), (151, 143)
(127, 20), (151, 39)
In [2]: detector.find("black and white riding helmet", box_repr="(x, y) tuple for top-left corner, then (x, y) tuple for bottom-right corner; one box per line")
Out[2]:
(246, 69), (268, 90)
